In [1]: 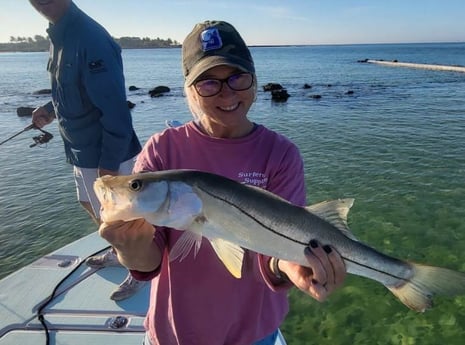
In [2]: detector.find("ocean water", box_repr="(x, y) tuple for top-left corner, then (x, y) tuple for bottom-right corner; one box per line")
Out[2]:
(1, 43), (464, 343)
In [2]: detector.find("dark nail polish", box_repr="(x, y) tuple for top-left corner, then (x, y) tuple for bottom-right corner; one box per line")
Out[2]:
(304, 247), (312, 256)
(309, 239), (318, 248)
(311, 279), (319, 285)
(323, 245), (332, 254)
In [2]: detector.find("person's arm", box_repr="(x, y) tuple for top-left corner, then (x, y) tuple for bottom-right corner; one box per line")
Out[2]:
(82, 36), (135, 171)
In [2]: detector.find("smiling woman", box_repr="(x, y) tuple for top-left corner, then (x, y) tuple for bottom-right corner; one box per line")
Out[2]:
(96, 20), (347, 345)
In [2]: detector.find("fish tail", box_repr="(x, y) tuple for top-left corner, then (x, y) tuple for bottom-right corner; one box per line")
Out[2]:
(387, 263), (465, 312)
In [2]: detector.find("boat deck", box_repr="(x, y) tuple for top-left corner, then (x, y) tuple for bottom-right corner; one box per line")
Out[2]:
(0, 232), (150, 345)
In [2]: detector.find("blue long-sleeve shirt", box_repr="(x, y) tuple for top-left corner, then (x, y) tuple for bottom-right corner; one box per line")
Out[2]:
(45, 2), (141, 170)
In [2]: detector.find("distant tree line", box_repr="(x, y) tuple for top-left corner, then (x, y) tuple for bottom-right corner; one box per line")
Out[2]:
(1, 35), (50, 52)
(116, 36), (180, 49)
(0, 35), (180, 52)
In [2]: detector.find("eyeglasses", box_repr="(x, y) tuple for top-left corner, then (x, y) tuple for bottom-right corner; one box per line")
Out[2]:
(193, 73), (254, 97)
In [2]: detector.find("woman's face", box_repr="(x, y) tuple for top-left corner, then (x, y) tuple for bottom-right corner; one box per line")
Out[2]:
(191, 65), (255, 133)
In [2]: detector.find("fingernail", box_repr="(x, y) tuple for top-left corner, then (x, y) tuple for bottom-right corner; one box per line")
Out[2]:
(323, 245), (332, 254)
(309, 239), (318, 248)
(311, 279), (319, 285)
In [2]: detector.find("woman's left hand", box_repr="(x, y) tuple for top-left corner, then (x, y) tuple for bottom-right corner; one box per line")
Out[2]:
(279, 239), (346, 301)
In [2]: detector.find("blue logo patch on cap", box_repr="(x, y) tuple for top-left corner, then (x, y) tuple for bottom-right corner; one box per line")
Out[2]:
(200, 28), (223, 51)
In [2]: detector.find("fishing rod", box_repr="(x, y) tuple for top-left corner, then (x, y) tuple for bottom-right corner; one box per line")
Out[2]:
(0, 123), (53, 147)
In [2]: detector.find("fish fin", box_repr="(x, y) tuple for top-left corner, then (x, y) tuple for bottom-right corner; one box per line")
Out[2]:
(210, 239), (244, 279)
(162, 182), (203, 229)
(169, 231), (203, 262)
(306, 198), (357, 240)
(387, 263), (465, 312)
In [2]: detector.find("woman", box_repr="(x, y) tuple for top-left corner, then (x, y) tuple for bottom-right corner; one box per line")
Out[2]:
(99, 20), (346, 345)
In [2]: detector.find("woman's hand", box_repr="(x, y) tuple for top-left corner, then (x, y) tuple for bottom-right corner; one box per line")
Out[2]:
(279, 239), (346, 301)
(99, 219), (161, 272)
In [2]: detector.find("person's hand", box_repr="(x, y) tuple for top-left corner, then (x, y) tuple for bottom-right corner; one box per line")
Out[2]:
(279, 239), (346, 302)
(99, 219), (161, 272)
(32, 106), (54, 128)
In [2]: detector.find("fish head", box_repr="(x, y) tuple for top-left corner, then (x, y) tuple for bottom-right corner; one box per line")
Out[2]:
(94, 173), (169, 223)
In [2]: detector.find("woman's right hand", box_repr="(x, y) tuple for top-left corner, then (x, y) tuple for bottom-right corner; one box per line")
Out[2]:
(99, 219), (161, 272)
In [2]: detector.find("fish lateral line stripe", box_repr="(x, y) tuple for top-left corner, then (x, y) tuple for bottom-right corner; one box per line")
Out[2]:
(196, 183), (407, 283)
(343, 256), (409, 282)
(197, 185), (308, 246)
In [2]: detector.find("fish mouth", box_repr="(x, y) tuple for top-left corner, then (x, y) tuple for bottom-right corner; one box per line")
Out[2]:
(93, 176), (140, 222)
(94, 186), (111, 212)
(93, 179), (115, 211)
(94, 186), (124, 222)
(93, 180), (106, 200)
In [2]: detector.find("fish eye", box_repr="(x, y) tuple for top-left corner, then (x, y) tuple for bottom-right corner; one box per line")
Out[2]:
(129, 179), (143, 191)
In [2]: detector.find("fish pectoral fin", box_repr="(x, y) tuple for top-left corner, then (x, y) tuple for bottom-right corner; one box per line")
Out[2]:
(210, 239), (244, 279)
(163, 182), (203, 229)
(306, 198), (358, 240)
(169, 231), (203, 262)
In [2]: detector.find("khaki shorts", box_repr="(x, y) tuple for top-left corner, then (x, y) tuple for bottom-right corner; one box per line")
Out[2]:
(73, 157), (136, 219)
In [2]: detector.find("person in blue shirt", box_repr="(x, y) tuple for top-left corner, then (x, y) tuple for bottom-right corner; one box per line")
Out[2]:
(29, 0), (144, 301)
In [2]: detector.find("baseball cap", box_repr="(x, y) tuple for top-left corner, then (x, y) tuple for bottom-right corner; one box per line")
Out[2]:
(182, 20), (255, 86)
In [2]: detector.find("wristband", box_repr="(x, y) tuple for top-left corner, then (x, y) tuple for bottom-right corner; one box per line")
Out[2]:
(271, 257), (289, 282)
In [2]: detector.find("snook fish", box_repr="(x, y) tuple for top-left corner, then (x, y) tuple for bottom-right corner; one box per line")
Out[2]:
(94, 169), (465, 312)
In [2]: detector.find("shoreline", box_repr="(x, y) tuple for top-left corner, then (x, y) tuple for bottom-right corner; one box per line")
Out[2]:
(2, 41), (465, 53)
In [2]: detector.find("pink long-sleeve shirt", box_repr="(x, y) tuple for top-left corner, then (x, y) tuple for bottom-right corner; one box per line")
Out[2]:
(132, 121), (306, 345)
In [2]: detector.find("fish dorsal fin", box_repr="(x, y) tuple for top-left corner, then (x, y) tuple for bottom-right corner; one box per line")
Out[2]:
(210, 238), (244, 279)
(306, 198), (357, 240)
(169, 231), (203, 262)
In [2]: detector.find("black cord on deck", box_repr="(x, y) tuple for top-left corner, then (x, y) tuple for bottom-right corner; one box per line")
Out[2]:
(36, 246), (111, 345)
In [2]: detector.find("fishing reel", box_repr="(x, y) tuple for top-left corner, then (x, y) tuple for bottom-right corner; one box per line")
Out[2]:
(0, 123), (54, 148)
(30, 128), (53, 147)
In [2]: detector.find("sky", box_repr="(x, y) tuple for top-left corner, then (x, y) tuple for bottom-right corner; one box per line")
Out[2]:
(1, 0), (464, 45)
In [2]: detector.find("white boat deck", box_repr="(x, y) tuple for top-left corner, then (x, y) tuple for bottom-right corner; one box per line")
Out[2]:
(0, 232), (150, 345)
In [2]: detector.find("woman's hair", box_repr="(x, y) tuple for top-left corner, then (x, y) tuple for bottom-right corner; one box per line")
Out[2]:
(184, 85), (203, 121)
(183, 73), (258, 121)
